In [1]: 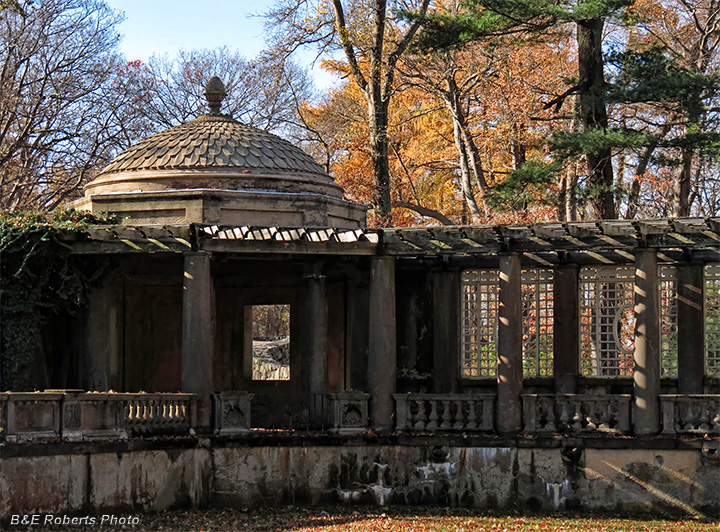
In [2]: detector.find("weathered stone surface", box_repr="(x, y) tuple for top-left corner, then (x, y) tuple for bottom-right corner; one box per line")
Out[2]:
(0, 455), (86, 514)
(0, 443), (717, 516)
(89, 449), (210, 511)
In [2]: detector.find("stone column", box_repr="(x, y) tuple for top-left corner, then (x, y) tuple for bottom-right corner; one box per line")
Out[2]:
(633, 248), (661, 436)
(182, 251), (215, 430)
(432, 270), (460, 393)
(677, 262), (705, 393)
(497, 252), (523, 435)
(301, 265), (328, 395)
(84, 282), (122, 391)
(368, 257), (396, 432)
(553, 265), (579, 393)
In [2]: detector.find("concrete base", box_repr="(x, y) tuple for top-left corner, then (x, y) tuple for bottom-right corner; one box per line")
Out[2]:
(0, 438), (718, 517)
(70, 188), (367, 229)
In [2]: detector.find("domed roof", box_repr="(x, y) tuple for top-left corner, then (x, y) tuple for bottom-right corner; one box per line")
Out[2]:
(99, 114), (327, 177)
(83, 77), (343, 199)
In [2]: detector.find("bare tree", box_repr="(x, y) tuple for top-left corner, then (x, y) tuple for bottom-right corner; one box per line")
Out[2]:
(143, 48), (315, 136)
(0, 0), (151, 210)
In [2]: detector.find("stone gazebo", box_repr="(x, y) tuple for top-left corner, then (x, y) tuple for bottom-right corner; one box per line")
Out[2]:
(72, 77), (366, 229)
(2, 78), (718, 516)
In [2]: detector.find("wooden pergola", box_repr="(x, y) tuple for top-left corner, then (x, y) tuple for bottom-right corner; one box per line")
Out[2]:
(59, 218), (720, 436)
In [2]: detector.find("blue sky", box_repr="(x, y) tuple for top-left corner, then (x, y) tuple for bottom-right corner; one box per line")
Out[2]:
(105, 1), (275, 61)
(105, 0), (335, 88)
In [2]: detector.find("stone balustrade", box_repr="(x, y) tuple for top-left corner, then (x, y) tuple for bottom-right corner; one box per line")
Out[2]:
(124, 394), (196, 435)
(522, 394), (632, 434)
(660, 394), (720, 435)
(1, 391), (719, 440)
(394, 393), (495, 432)
(0, 392), (196, 442)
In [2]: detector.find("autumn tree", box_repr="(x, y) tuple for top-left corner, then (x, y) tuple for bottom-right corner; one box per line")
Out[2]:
(266, 0), (431, 226)
(410, 0), (636, 219)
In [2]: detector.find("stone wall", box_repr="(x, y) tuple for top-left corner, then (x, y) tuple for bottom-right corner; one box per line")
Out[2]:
(0, 438), (718, 518)
(0, 445), (210, 516)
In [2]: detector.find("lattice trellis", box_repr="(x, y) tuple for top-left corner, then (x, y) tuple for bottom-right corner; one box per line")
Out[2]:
(461, 269), (554, 378)
(579, 266), (636, 377)
(659, 266), (678, 377)
(522, 269), (554, 377)
(461, 270), (498, 378)
(705, 265), (720, 376)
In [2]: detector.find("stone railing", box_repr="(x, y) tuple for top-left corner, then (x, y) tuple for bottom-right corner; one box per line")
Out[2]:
(522, 394), (631, 434)
(0, 392), (196, 442)
(660, 394), (720, 435)
(1, 392), (63, 442)
(250, 391), (370, 433)
(63, 392), (127, 441)
(124, 394), (196, 436)
(394, 393), (495, 432)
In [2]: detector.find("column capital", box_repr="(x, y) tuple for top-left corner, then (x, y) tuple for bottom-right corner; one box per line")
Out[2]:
(183, 250), (212, 258)
(303, 262), (326, 281)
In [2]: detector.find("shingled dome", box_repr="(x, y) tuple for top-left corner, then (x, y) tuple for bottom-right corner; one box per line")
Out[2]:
(73, 77), (366, 228)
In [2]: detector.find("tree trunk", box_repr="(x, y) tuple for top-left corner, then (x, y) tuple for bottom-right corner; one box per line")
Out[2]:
(674, 146), (693, 217)
(626, 139), (661, 219)
(368, 93), (393, 227)
(442, 76), (483, 221)
(577, 17), (615, 219)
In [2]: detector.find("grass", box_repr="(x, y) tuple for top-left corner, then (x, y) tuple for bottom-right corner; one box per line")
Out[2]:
(21, 506), (720, 532)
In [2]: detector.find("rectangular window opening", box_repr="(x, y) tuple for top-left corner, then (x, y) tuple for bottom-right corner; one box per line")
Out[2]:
(248, 304), (291, 381)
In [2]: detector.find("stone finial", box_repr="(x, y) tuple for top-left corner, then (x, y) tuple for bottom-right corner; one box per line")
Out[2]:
(204, 76), (226, 114)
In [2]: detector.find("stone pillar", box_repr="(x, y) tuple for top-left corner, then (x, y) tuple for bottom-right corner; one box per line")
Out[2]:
(553, 265), (579, 393)
(368, 257), (396, 432)
(677, 262), (704, 393)
(432, 270), (460, 393)
(182, 252), (215, 430)
(301, 265), (328, 395)
(633, 248), (661, 436)
(84, 282), (122, 391)
(497, 252), (523, 435)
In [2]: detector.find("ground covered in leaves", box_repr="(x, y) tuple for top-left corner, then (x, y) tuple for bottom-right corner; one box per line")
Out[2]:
(16, 506), (719, 532)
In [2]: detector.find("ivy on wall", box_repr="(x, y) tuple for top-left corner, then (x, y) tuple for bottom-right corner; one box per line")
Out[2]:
(0, 210), (117, 391)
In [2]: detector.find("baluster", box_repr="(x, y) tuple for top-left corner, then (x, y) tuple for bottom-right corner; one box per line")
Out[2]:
(682, 402), (697, 432)
(558, 401), (570, 431)
(427, 400), (439, 430)
(571, 402), (583, 431)
(466, 400), (478, 429)
(586, 400), (598, 430)
(545, 398), (556, 431)
(698, 401), (710, 432)
(602, 401), (614, 431)
(414, 399), (426, 430)
(440, 400), (452, 429)
(453, 400), (465, 430)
